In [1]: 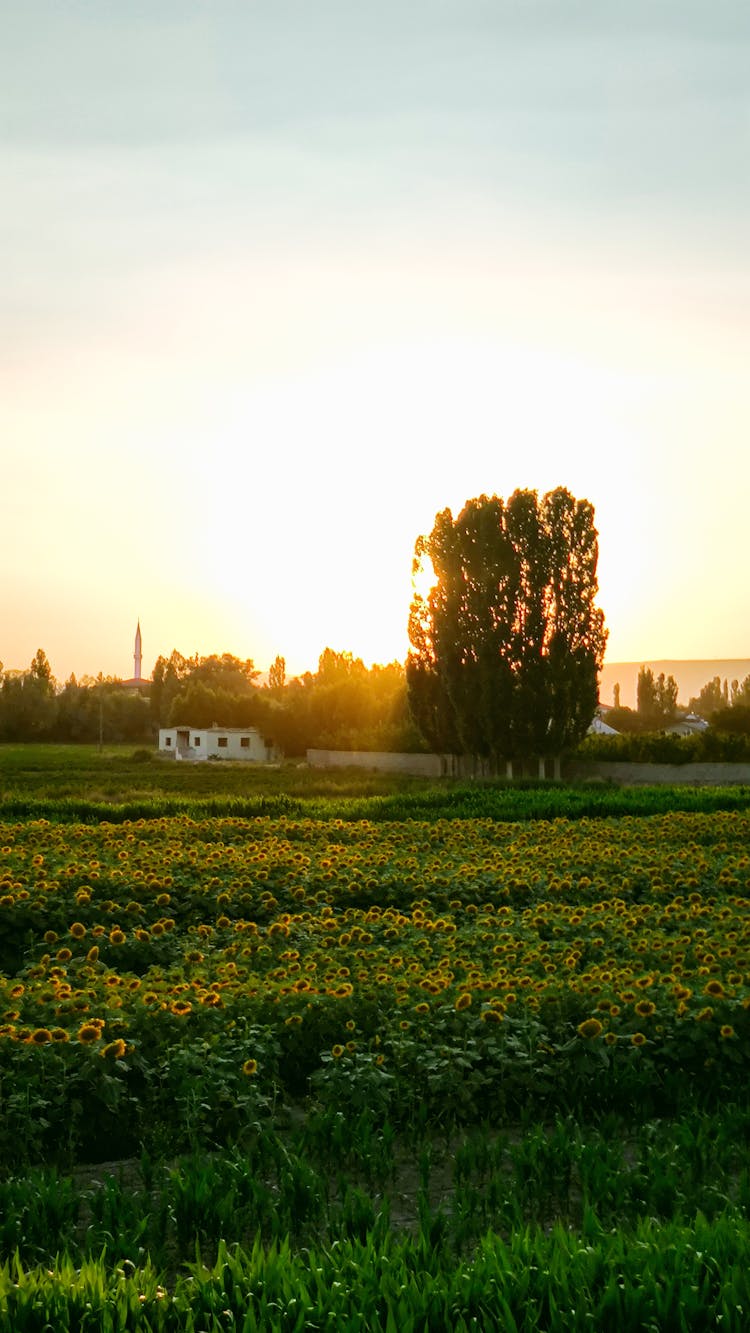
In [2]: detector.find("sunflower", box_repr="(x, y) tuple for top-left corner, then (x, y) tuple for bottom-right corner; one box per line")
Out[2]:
(70, 922), (86, 940)
(242, 1058), (258, 1076)
(101, 1039), (127, 1060)
(30, 1028), (52, 1045)
(455, 992), (472, 1012)
(631, 1032), (647, 1047)
(634, 1000), (656, 1019)
(77, 1023), (101, 1044)
(703, 979), (726, 999)
(331, 1045), (344, 1059)
(577, 1018), (603, 1040)
(720, 1025), (736, 1040)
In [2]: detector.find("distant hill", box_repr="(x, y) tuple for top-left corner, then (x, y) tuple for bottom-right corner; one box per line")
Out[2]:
(600, 661), (750, 711)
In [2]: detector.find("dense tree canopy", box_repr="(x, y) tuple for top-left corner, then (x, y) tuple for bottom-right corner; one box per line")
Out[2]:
(151, 652), (259, 728)
(149, 646), (417, 755)
(690, 674), (750, 734)
(407, 489), (607, 765)
(263, 650), (416, 756)
(636, 667), (679, 730)
(0, 654), (150, 743)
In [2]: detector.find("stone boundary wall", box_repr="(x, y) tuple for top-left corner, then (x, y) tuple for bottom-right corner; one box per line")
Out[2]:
(307, 749), (444, 777)
(307, 750), (750, 786)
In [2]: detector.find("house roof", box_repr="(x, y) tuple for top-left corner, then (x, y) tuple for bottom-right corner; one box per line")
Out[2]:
(165, 724), (262, 734)
(588, 716), (619, 736)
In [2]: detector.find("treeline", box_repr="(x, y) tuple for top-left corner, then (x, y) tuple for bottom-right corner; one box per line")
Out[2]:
(606, 666), (750, 737)
(688, 675), (750, 731)
(0, 647), (423, 753)
(0, 651), (150, 744)
(6, 646), (750, 760)
(151, 647), (422, 756)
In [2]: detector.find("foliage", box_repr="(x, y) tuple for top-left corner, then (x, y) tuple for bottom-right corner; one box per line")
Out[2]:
(0, 657), (151, 745)
(578, 727), (750, 764)
(2, 756), (750, 1327)
(711, 705), (750, 736)
(407, 489), (607, 765)
(1, 1190), (750, 1329)
(267, 655), (286, 693)
(150, 648), (419, 755)
(257, 651), (420, 756)
(636, 667), (679, 729)
(2, 804), (750, 1167)
(152, 652), (259, 730)
(690, 675), (731, 718)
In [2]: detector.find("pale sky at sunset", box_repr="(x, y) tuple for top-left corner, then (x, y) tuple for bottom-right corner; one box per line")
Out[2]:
(3, 1), (749, 685)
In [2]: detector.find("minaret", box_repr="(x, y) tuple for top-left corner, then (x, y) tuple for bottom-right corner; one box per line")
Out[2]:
(134, 620), (142, 682)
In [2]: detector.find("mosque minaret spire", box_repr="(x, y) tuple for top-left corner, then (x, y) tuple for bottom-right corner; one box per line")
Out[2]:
(134, 620), (142, 682)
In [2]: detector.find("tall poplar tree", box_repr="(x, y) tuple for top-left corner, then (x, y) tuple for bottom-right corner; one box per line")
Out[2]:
(407, 488), (607, 767)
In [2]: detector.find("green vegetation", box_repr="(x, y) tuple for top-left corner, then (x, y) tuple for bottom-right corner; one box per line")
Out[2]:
(407, 489), (606, 767)
(1, 1111), (750, 1329)
(3, 744), (750, 822)
(0, 646), (420, 754)
(579, 728), (750, 764)
(1, 752), (749, 1327)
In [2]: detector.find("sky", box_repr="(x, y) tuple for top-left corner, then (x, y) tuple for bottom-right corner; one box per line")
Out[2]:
(3, 1), (749, 684)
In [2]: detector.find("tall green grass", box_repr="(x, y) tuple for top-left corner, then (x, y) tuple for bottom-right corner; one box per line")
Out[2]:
(2, 1109), (748, 1268)
(3, 784), (750, 824)
(2, 1213), (749, 1331)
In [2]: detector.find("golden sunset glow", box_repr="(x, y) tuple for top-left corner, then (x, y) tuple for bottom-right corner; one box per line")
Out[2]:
(2, 4), (748, 684)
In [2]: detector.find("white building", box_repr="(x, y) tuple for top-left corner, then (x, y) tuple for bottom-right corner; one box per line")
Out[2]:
(588, 713), (619, 736)
(158, 725), (279, 762)
(665, 713), (710, 737)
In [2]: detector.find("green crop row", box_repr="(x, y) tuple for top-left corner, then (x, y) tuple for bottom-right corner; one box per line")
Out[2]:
(2, 1211), (750, 1332)
(1, 1107), (749, 1271)
(3, 783), (750, 824)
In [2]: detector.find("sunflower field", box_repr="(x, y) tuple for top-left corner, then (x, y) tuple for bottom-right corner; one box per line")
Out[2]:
(1, 773), (750, 1328)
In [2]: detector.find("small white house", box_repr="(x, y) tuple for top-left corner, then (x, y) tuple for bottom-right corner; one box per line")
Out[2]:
(665, 712), (710, 737)
(159, 726), (279, 762)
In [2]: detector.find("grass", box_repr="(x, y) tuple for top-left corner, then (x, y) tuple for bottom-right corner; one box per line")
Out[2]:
(3, 743), (750, 823)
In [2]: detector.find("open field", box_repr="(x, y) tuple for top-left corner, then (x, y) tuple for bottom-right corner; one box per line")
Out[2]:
(1, 747), (749, 1328)
(3, 743), (750, 822)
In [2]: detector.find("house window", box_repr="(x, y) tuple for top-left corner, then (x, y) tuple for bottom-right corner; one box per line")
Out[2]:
(193, 737), (201, 746)
(165, 737), (172, 747)
(240, 737), (250, 749)
(218, 737), (228, 748)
